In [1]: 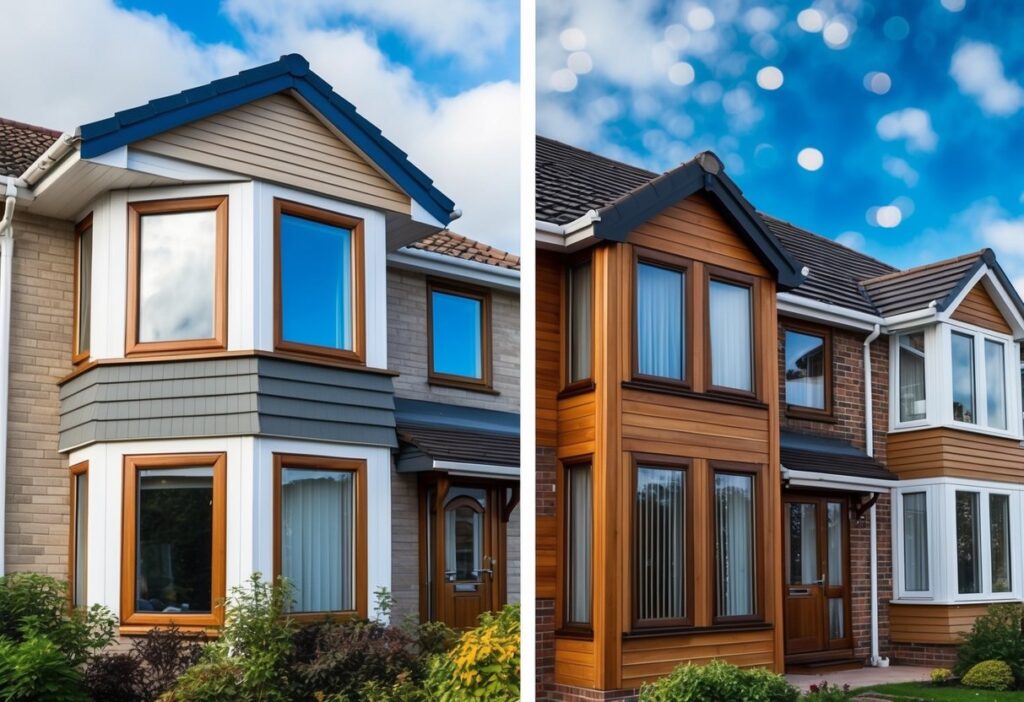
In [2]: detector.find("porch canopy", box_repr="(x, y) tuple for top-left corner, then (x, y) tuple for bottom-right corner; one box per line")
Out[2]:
(781, 430), (897, 492)
(394, 398), (519, 480)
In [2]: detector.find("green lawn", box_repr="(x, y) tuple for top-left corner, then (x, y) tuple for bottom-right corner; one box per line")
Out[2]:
(852, 682), (1024, 701)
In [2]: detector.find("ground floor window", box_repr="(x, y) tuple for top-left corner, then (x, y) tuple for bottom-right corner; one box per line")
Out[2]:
(563, 460), (593, 630)
(714, 465), (760, 621)
(70, 462), (89, 607)
(633, 461), (689, 627)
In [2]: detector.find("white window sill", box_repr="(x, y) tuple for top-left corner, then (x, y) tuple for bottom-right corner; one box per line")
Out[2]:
(889, 421), (1021, 442)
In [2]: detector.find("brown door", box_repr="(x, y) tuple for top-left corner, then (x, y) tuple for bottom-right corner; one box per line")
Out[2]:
(783, 495), (852, 661)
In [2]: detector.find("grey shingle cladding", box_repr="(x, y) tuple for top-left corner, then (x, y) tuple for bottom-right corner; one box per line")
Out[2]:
(59, 356), (397, 451)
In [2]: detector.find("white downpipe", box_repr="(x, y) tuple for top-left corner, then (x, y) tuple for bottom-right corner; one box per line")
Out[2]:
(863, 323), (888, 667)
(0, 176), (18, 575)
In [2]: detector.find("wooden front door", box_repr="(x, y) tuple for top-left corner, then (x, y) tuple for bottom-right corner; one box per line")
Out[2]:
(783, 495), (852, 661)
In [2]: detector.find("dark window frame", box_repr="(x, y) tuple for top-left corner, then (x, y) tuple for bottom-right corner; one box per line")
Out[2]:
(710, 461), (765, 626)
(563, 251), (595, 393)
(705, 266), (759, 401)
(630, 247), (694, 390)
(558, 456), (594, 635)
(782, 319), (833, 420)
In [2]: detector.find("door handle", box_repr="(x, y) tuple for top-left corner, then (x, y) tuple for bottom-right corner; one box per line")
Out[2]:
(476, 568), (494, 576)
(811, 574), (826, 586)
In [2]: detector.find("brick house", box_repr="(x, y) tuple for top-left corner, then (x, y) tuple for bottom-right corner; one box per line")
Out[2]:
(0, 54), (519, 635)
(535, 135), (1024, 699)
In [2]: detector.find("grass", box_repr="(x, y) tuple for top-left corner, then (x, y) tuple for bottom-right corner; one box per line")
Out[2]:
(851, 682), (1024, 700)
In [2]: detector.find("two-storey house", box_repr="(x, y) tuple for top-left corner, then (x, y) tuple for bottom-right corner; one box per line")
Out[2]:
(0, 55), (519, 635)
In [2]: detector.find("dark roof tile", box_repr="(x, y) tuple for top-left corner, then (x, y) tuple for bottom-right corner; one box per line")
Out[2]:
(861, 252), (984, 316)
(0, 118), (61, 178)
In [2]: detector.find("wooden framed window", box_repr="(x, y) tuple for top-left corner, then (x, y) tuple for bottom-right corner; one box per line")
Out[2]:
(126, 197), (228, 356)
(427, 280), (492, 390)
(711, 461), (764, 624)
(564, 257), (593, 390)
(69, 462), (89, 607)
(631, 455), (692, 630)
(272, 454), (368, 620)
(706, 268), (757, 398)
(120, 453), (227, 628)
(783, 321), (832, 418)
(72, 215), (93, 364)
(632, 248), (693, 388)
(274, 199), (365, 363)
(561, 459), (593, 632)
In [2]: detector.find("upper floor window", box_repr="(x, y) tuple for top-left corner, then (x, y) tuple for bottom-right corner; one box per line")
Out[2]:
(73, 215), (93, 363)
(428, 281), (492, 389)
(275, 199), (364, 362)
(784, 324), (830, 413)
(897, 332), (927, 423)
(709, 277), (754, 394)
(635, 257), (687, 383)
(566, 260), (592, 385)
(950, 328), (1009, 430)
(127, 197), (228, 355)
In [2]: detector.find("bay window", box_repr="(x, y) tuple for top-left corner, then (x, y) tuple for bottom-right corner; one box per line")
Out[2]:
(709, 277), (754, 394)
(956, 491), (981, 594)
(897, 332), (927, 423)
(567, 260), (593, 385)
(633, 462), (689, 628)
(564, 461), (592, 629)
(902, 492), (929, 593)
(951, 333), (977, 424)
(635, 258), (686, 382)
(713, 465), (759, 620)
(990, 493), (1012, 593)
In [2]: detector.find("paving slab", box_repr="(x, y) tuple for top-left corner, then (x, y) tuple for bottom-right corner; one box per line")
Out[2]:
(786, 665), (933, 693)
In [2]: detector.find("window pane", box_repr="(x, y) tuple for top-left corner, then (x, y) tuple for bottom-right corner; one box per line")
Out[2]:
(136, 467), (214, 613)
(569, 262), (592, 382)
(634, 467), (685, 623)
(445, 489), (485, 582)
(77, 227), (92, 353)
(280, 213), (353, 350)
(951, 332), (976, 424)
(786, 503), (817, 585)
(903, 492), (929, 592)
(138, 211), (216, 342)
(985, 340), (1006, 430)
(828, 598), (845, 640)
(710, 280), (753, 391)
(73, 473), (88, 607)
(636, 262), (684, 379)
(827, 502), (843, 587)
(956, 491), (981, 594)
(566, 464), (592, 626)
(432, 291), (483, 379)
(715, 472), (755, 617)
(785, 330), (825, 409)
(990, 494), (1012, 593)
(898, 333), (926, 422)
(281, 468), (356, 612)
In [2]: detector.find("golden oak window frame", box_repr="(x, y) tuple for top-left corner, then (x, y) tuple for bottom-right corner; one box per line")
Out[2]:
(782, 319), (833, 419)
(120, 453), (227, 630)
(68, 461), (89, 607)
(562, 251), (595, 393)
(273, 198), (366, 365)
(630, 247), (695, 390)
(557, 456), (594, 635)
(704, 266), (760, 401)
(72, 214), (93, 365)
(125, 197), (229, 357)
(710, 461), (766, 626)
(271, 453), (368, 621)
(426, 279), (493, 391)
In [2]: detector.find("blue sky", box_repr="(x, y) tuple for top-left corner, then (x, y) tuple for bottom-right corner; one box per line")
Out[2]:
(3, 0), (520, 251)
(538, 0), (1024, 287)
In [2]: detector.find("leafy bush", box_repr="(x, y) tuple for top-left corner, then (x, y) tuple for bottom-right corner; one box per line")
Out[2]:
(0, 572), (115, 666)
(930, 668), (953, 685)
(0, 636), (89, 702)
(425, 604), (520, 702)
(158, 659), (243, 702)
(955, 603), (1024, 685)
(962, 659), (1015, 692)
(639, 660), (799, 702)
(83, 627), (206, 702)
(804, 680), (850, 700)
(413, 619), (458, 658)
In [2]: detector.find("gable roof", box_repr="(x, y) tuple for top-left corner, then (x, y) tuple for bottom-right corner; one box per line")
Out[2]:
(0, 118), (60, 178)
(861, 251), (983, 317)
(77, 54), (457, 226)
(408, 230), (520, 270)
(536, 136), (805, 289)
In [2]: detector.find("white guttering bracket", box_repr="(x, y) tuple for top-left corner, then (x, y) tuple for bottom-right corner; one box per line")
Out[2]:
(0, 176), (18, 574)
(20, 132), (77, 188)
(387, 247), (520, 291)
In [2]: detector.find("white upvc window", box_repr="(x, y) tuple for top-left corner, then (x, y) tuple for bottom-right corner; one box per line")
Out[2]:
(893, 479), (1022, 604)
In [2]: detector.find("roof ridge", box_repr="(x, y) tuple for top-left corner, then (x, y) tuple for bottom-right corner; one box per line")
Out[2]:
(757, 212), (898, 274)
(862, 249), (987, 285)
(0, 117), (62, 138)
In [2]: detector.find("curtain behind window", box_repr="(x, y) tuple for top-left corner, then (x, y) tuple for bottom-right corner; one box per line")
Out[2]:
(709, 281), (752, 391)
(636, 263), (683, 379)
(566, 465), (592, 626)
(569, 262), (592, 382)
(903, 492), (929, 591)
(715, 473), (754, 617)
(898, 333), (926, 422)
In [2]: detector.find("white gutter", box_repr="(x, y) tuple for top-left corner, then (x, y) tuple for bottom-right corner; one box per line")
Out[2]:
(0, 176), (18, 574)
(20, 132), (77, 188)
(777, 292), (883, 331)
(862, 323), (888, 668)
(387, 247), (520, 291)
(781, 467), (894, 492)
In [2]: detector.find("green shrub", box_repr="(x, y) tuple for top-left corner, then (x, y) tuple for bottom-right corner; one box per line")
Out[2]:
(639, 660), (799, 702)
(962, 659), (1015, 692)
(157, 659), (243, 702)
(0, 636), (89, 702)
(930, 668), (953, 685)
(424, 604), (520, 702)
(955, 603), (1024, 685)
(83, 627), (206, 702)
(0, 572), (115, 666)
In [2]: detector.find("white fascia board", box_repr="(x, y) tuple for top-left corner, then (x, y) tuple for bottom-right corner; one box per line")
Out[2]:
(387, 247), (519, 291)
(433, 460), (519, 479)
(782, 467), (895, 492)
(410, 199), (448, 228)
(938, 265), (1024, 339)
(776, 293), (882, 331)
(536, 214), (599, 251)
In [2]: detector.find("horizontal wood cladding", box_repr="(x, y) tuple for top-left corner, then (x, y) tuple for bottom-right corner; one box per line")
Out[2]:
(555, 637), (598, 689)
(134, 92), (411, 214)
(951, 283), (1012, 335)
(559, 392), (596, 458)
(537, 251), (562, 448)
(889, 604), (989, 645)
(621, 628), (775, 687)
(887, 427), (1024, 482)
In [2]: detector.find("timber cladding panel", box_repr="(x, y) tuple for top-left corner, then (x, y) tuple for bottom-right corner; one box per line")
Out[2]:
(133, 92), (411, 214)
(537, 251), (563, 449)
(887, 427), (1024, 482)
(620, 628), (775, 686)
(950, 282), (1012, 335)
(889, 603), (990, 645)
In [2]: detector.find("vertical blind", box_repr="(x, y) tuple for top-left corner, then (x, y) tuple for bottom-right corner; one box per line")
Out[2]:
(634, 467), (686, 623)
(902, 492), (929, 592)
(898, 333), (926, 422)
(715, 472), (755, 617)
(569, 262), (592, 382)
(709, 280), (752, 391)
(636, 262), (684, 379)
(281, 469), (356, 612)
(566, 464), (592, 626)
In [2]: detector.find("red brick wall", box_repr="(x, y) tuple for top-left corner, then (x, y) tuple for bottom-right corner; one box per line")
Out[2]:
(890, 643), (958, 668)
(537, 446), (557, 700)
(543, 684), (638, 701)
(850, 493), (893, 663)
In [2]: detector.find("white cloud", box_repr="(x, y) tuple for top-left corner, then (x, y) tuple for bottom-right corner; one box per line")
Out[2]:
(950, 41), (1024, 116)
(929, 198), (1024, 294)
(0, 0), (519, 252)
(836, 231), (866, 251)
(882, 156), (919, 187)
(876, 108), (938, 152)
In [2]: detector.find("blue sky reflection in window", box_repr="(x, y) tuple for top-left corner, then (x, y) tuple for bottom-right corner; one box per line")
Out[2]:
(432, 290), (483, 379)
